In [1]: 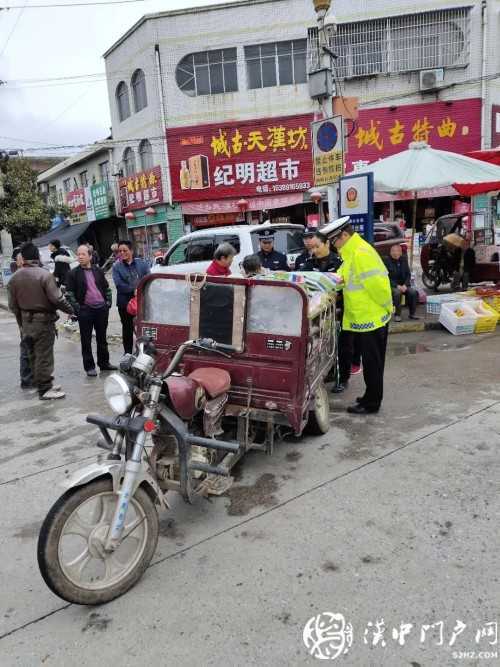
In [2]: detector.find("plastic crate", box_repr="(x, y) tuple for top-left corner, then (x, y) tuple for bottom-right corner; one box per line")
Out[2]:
(469, 300), (499, 333)
(474, 289), (500, 313)
(439, 302), (477, 335)
(426, 293), (457, 315)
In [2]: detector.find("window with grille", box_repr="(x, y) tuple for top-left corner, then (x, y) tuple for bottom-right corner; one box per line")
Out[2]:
(80, 170), (88, 187)
(308, 8), (470, 80)
(131, 69), (148, 112)
(245, 40), (307, 89)
(139, 139), (153, 171)
(123, 148), (136, 177)
(116, 81), (131, 121)
(176, 48), (238, 96)
(63, 178), (71, 193)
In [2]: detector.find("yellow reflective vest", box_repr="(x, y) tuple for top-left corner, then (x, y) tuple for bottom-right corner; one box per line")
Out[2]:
(338, 232), (393, 332)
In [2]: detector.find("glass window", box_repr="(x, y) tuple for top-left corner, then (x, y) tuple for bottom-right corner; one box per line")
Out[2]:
(80, 170), (88, 187)
(176, 48), (238, 96)
(251, 229), (303, 254)
(131, 69), (147, 112)
(167, 240), (190, 265)
(245, 40), (307, 89)
(116, 81), (131, 122)
(186, 237), (215, 262)
(123, 147), (136, 177)
(139, 139), (153, 171)
(63, 178), (71, 193)
(99, 161), (110, 184)
(143, 278), (190, 326)
(247, 285), (303, 336)
(216, 234), (241, 254)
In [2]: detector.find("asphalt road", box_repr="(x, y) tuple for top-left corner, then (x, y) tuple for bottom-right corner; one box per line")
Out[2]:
(0, 308), (499, 666)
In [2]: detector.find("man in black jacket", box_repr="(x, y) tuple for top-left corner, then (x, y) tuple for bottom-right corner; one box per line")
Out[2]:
(305, 231), (342, 272)
(294, 227), (316, 270)
(384, 244), (419, 322)
(48, 239), (72, 287)
(66, 245), (117, 376)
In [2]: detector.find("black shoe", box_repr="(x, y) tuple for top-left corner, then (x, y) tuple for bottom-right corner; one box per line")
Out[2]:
(347, 404), (379, 415)
(331, 383), (348, 394)
(409, 314), (420, 320)
(100, 364), (117, 372)
(86, 369), (98, 377)
(356, 396), (365, 404)
(21, 382), (34, 389)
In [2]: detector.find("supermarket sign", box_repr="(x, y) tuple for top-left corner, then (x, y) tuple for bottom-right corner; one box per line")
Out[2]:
(119, 165), (164, 213)
(167, 114), (314, 202)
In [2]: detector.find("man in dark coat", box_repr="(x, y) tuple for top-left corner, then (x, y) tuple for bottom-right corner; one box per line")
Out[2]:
(8, 243), (74, 400)
(384, 244), (419, 322)
(256, 229), (288, 271)
(66, 245), (117, 376)
(294, 227), (316, 270)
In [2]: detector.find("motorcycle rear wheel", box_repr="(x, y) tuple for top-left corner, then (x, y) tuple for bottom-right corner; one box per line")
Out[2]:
(306, 382), (330, 435)
(422, 268), (442, 292)
(37, 478), (159, 605)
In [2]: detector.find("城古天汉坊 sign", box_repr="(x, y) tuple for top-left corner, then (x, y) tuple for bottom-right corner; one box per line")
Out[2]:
(167, 114), (314, 202)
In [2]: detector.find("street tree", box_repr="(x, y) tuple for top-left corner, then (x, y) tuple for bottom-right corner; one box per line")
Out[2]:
(0, 157), (50, 239)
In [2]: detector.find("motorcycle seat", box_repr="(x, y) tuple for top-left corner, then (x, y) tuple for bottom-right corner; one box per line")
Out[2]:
(189, 367), (231, 398)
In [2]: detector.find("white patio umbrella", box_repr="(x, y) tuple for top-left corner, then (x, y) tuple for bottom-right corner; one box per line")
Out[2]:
(348, 141), (500, 265)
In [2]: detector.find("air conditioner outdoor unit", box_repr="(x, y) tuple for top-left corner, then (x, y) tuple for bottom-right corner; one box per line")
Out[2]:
(419, 68), (444, 92)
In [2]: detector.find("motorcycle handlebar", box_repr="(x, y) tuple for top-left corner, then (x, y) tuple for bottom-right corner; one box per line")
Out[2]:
(197, 338), (238, 352)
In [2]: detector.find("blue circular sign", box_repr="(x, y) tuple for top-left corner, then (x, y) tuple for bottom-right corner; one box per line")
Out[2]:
(317, 121), (338, 152)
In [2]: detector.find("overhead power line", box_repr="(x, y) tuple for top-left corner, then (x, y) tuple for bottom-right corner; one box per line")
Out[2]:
(0, 0), (146, 8)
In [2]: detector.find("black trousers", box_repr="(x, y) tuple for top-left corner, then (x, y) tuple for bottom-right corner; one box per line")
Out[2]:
(358, 325), (389, 411)
(20, 335), (33, 387)
(78, 305), (110, 371)
(338, 331), (363, 384)
(392, 286), (418, 316)
(118, 305), (135, 355)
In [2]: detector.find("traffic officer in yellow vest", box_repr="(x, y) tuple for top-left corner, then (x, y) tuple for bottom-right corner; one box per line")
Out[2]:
(325, 217), (392, 414)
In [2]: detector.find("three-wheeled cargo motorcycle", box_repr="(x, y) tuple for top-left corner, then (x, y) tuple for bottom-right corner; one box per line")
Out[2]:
(37, 273), (337, 604)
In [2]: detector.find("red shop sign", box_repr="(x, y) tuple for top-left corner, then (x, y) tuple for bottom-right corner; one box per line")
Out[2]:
(119, 165), (164, 213)
(66, 188), (86, 215)
(167, 114), (314, 202)
(346, 98), (482, 172)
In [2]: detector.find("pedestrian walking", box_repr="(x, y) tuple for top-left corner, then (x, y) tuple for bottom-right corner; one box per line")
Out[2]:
(328, 219), (392, 414)
(65, 245), (117, 377)
(8, 243), (74, 400)
(48, 239), (72, 287)
(112, 240), (150, 354)
(256, 229), (288, 271)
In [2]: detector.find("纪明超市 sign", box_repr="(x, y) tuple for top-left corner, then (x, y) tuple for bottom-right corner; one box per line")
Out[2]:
(347, 98), (481, 172)
(167, 114), (314, 202)
(119, 166), (164, 213)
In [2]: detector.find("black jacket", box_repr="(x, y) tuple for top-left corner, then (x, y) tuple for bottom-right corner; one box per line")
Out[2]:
(51, 248), (71, 285)
(294, 250), (313, 271)
(65, 265), (112, 312)
(304, 252), (342, 273)
(257, 249), (289, 271)
(384, 255), (411, 288)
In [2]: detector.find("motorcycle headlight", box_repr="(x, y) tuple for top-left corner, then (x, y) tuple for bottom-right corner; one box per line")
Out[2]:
(104, 373), (133, 415)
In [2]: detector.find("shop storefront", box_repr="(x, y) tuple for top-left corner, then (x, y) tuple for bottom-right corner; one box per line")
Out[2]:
(350, 98), (482, 228)
(119, 165), (184, 259)
(167, 114), (315, 227)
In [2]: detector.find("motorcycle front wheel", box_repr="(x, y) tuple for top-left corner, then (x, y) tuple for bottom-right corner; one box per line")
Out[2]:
(37, 478), (159, 605)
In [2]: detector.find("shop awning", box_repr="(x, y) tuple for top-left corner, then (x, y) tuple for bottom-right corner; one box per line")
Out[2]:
(32, 221), (91, 248)
(452, 182), (500, 196)
(465, 149), (500, 166)
(181, 193), (304, 215)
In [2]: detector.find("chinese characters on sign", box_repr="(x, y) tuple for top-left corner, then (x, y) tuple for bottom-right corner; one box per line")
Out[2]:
(312, 116), (344, 187)
(347, 98), (481, 172)
(167, 114), (314, 202)
(119, 166), (164, 213)
(66, 188), (86, 215)
(90, 183), (110, 220)
(303, 613), (498, 661)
